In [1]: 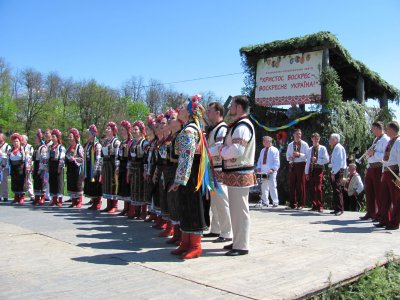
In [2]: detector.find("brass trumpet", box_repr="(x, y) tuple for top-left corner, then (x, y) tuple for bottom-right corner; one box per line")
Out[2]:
(382, 160), (400, 190)
(355, 144), (376, 164)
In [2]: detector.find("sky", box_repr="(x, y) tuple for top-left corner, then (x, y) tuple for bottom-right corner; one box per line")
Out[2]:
(1, 0), (399, 115)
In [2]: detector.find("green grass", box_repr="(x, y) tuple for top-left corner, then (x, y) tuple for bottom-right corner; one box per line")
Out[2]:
(312, 254), (400, 300)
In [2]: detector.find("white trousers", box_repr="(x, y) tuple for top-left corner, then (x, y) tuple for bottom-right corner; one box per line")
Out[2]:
(260, 172), (279, 205)
(45, 173), (50, 200)
(210, 184), (232, 238)
(25, 173), (34, 198)
(227, 186), (250, 251)
(0, 172), (8, 198)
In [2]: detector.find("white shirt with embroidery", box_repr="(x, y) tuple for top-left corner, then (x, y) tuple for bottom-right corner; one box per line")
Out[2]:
(286, 140), (309, 163)
(384, 138), (400, 170)
(256, 146), (280, 174)
(220, 124), (251, 160)
(346, 173), (364, 196)
(367, 134), (390, 166)
(305, 145), (329, 175)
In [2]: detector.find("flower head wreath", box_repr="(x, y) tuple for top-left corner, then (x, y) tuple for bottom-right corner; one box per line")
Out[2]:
(10, 133), (23, 143)
(69, 128), (81, 143)
(132, 120), (146, 136)
(164, 107), (177, 121)
(36, 129), (45, 144)
(187, 94), (202, 118)
(107, 122), (118, 136)
(146, 115), (156, 131)
(51, 129), (62, 144)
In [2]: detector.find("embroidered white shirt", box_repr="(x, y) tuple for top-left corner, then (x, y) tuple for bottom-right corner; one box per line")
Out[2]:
(256, 146), (280, 174)
(305, 145), (330, 175)
(286, 140), (309, 163)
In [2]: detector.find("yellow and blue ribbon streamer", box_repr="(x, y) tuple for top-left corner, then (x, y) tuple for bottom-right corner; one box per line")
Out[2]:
(249, 112), (319, 132)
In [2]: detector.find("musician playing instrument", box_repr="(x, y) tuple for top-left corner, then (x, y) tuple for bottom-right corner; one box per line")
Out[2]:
(305, 133), (329, 212)
(374, 121), (400, 230)
(360, 121), (389, 221)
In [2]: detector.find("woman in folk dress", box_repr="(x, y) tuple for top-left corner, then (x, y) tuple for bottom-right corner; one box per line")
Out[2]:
(9, 133), (28, 205)
(128, 120), (149, 219)
(101, 122), (120, 213)
(65, 128), (84, 208)
(48, 129), (66, 207)
(32, 129), (47, 205)
(83, 125), (103, 210)
(116, 120), (132, 216)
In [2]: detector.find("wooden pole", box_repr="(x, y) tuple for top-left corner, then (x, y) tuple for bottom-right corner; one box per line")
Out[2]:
(356, 76), (365, 104)
(321, 47), (330, 105)
(379, 93), (388, 109)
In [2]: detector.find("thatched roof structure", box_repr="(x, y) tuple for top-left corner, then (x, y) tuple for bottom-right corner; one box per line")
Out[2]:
(240, 31), (398, 103)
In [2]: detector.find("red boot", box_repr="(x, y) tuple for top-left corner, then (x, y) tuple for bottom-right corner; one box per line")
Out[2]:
(101, 199), (112, 212)
(127, 203), (136, 219)
(118, 201), (129, 216)
(76, 196), (83, 208)
(159, 218), (168, 230)
(180, 234), (202, 259)
(88, 198), (101, 210)
(19, 194), (25, 205)
(38, 195), (45, 205)
(138, 204), (148, 220)
(68, 198), (77, 208)
(108, 200), (118, 213)
(91, 198), (102, 210)
(49, 196), (58, 206)
(171, 232), (190, 255)
(159, 221), (174, 237)
(57, 197), (63, 207)
(166, 225), (181, 244)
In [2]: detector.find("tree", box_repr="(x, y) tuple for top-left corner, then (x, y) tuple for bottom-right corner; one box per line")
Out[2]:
(76, 80), (123, 133)
(163, 90), (187, 111)
(199, 90), (223, 106)
(145, 78), (165, 115)
(0, 58), (17, 133)
(16, 68), (47, 134)
(128, 101), (150, 122)
(122, 76), (144, 102)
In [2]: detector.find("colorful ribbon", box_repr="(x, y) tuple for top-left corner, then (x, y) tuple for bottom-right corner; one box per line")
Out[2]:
(249, 112), (319, 132)
(193, 117), (221, 194)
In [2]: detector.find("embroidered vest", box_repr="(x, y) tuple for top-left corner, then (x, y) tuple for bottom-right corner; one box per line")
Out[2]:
(207, 121), (227, 168)
(222, 117), (255, 172)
